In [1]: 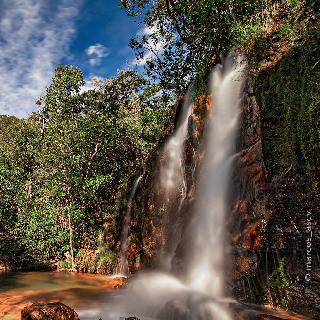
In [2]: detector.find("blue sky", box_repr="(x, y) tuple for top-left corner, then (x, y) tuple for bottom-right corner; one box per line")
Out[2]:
(0, 0), (146, 118)
(64, 0), (143, 78)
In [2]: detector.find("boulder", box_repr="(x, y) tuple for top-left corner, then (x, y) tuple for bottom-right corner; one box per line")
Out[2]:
(158, 299), (193, 320)
(21, 302), (79, 320)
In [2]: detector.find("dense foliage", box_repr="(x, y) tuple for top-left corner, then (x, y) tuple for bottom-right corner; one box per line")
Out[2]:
(0, 66), (173, 271)
(122, 0), (318, 95)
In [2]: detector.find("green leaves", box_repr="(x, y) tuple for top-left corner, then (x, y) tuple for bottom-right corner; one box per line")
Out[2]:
(0, 65), (171, 271)
(122, 0), (316, 98)
(268, 258), (291, 289)
(44, 65), (85, 117)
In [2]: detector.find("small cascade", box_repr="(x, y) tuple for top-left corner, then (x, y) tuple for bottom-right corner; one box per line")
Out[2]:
(159, 87), (193, 270)
(118, 175), (143, 275)
(160, 88), (193, 193)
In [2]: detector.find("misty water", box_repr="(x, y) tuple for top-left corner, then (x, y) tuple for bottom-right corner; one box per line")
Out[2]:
(75, 53), (247, 320)
(0, 271), (305, 320)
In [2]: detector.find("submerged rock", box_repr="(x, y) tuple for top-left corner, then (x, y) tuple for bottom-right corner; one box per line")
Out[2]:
(21, 302), (79, 320)
(104, 275), (128, 289)
(158, 299), (193, 320)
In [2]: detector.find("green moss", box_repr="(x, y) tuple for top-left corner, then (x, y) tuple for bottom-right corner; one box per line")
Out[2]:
(256, 36), (320, 189)
(278, 22), (295, 37)
(232, 21), (263, 46)
(268, 258), (291, 289)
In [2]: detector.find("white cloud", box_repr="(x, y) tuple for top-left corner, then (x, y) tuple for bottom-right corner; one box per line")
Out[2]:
(80, 75), (105, 93)
(85, 43), (110, 66)
(132, 25), (166, 67)
(137, 25), (159, 37)
(0, 0), (82, 118)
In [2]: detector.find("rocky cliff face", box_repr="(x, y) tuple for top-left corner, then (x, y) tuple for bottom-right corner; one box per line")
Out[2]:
(252, 37), (320, 318)
(127, 39), (319, 319)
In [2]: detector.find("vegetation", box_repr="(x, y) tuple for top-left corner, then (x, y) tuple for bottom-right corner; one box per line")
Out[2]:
(257, 34), (320, 189)
(267, 258), (291, 308)
(0, 67), (173, 271)
(121, 0), (318, 94)
(268, 258), (291, 289)
(0, 0), (318, 277)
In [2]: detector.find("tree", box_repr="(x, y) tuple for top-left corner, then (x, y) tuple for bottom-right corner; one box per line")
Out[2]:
(0, 65), (172, 272)
(122, 0), (317, 95)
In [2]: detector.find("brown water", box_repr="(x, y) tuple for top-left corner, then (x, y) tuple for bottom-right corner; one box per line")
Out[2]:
(0, 272), (308, 320)
(0, 271), (124, 320)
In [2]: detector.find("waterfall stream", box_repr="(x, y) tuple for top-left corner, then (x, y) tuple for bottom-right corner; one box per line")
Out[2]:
(160, 88), (193, 193)
(102, 53), (247, 320)
(160, 87), (194, 270)
(187, 54), (246, 300)
(118, 175), (143, 275)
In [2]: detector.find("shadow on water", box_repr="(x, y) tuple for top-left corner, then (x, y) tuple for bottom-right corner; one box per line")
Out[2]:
(0, 271), (107, 292)
(0, 272), (27, 292)
(0, 271), (117, 320)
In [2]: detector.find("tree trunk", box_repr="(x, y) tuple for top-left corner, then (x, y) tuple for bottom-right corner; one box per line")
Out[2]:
(68, 213), (75, 271)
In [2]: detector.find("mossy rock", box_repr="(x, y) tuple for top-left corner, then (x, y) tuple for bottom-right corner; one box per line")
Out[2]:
(256, 34), (320, 188)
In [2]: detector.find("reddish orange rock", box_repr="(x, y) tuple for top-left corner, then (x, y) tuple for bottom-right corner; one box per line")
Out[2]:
(239, 256), (251, 273)
(21, 302), (79, 320)
(104, 276), (127, 288)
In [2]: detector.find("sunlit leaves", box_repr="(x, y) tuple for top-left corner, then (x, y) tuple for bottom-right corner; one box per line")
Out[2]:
(122, 0), (315, 96)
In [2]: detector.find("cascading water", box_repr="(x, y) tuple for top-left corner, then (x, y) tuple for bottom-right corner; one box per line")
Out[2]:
(159, 87), (193, 270)
(89, 54), (246, 320)
(187, 53), (247, 301)
(160, 88), (193, 193)
(118, 175), (143, 275)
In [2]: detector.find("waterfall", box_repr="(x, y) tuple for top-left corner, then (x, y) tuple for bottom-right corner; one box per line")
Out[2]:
(159, 88), (193, 269)
(187, 54), (247, 302)
(98, 54), (246, 320)
(158, 87), (193, 271)
(118, 175), (143, 275)
(160, 88), (193, 193)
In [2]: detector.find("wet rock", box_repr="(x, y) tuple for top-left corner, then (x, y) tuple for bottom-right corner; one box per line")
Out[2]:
(231, 78), (269, 252)
(158, 299), (193, 320)
(105, 275), (128, 289)
(21, 302), (79, 320)
(230, 302), (307, 320)
(231, 249), (258, 280)
(287, 283), (320, 319)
